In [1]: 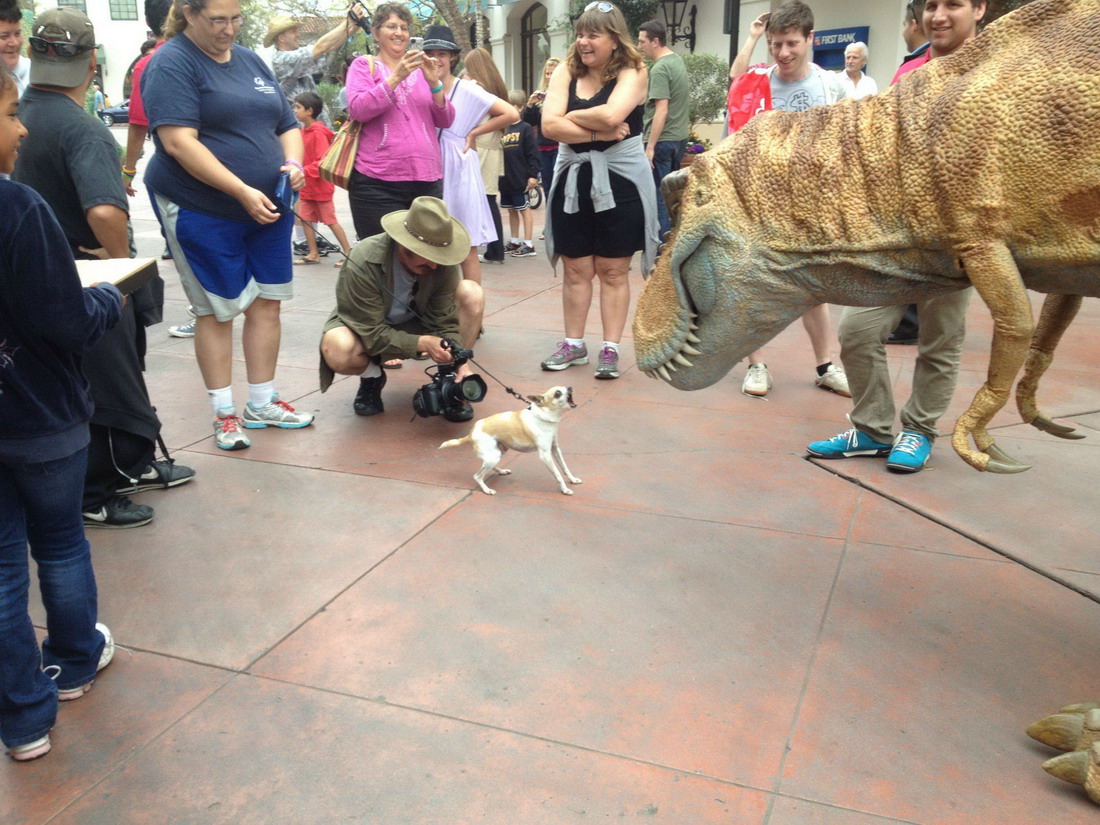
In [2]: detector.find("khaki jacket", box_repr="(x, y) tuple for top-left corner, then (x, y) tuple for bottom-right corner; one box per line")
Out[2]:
(319, 234), (462, 392)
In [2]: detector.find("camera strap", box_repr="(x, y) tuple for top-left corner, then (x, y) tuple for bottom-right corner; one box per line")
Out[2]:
(301, 214), (533, 406)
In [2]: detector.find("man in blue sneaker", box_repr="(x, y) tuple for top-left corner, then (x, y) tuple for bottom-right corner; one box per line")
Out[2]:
(806, 0), (987, 474)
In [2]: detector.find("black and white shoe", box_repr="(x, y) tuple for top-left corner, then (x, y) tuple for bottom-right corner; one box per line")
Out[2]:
(116, 460), (196, 494)
(83, 496), (154, 529)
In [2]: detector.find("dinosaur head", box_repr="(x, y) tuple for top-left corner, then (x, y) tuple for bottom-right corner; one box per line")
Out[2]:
(634, 156), (808, 390)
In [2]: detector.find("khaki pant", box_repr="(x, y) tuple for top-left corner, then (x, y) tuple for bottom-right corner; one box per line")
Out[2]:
(839, 288), (973, 444)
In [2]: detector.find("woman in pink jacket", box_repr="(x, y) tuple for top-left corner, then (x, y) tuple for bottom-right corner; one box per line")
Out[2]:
(345, 2), (454, 240)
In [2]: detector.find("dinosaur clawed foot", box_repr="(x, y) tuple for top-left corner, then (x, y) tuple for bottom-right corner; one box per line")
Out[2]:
(1030, 706), (1100, 806)
(1029, 415), (1086, 440)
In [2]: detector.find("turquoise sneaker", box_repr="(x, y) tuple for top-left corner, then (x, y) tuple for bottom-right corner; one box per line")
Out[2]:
(807, 427), (891, 459)
(886, 430), (932, 473)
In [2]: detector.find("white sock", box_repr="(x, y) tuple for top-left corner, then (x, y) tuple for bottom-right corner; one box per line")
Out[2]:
(293, 224), (306, 243)
(602, 341), (620, 353)
(362, 362), (382, 378)
(208, 386), (234, 416)
(248, 380), (275, 408)
(523, 239), (534, 248)
(566, 337), (584, 349)
(511, 237), (520, 244)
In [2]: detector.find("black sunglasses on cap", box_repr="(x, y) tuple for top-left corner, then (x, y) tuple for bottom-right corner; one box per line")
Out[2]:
(29, 36), (95, 58)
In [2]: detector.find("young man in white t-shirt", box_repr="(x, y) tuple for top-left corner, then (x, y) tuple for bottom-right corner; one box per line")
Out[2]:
(728, 1), (850, 399)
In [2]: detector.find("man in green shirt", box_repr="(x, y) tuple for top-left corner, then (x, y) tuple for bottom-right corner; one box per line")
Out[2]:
(638, 18), (689, 241)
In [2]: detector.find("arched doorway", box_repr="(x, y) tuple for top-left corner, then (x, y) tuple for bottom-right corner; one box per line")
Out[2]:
(521, 3), (550, 95)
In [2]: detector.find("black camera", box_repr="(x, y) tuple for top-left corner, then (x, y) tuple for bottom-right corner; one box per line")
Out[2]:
(348, 2), (371, 34)
(411, 339), (488, 418)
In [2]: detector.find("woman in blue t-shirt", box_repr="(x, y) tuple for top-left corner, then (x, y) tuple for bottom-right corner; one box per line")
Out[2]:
(142, 0), (315, 451)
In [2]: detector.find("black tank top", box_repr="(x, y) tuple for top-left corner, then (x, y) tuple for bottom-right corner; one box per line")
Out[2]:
(566, 76), (644, 152)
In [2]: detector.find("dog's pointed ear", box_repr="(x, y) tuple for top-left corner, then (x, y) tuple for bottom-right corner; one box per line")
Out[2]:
(526, 394), (541, 403)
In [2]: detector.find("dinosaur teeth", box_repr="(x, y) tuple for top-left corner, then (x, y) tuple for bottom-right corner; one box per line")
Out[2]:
(666, 361), (677, 372)
(672, 353), (693, 367)
(656, 364), (671, 381)
(681, 344), (701, 356)
(685, 332), (701, 343)
(689, 323), (699, 331)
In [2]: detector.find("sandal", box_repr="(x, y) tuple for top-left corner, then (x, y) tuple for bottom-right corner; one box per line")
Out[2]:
(293, 258), (320, 266)
(382, 359), (403, 369)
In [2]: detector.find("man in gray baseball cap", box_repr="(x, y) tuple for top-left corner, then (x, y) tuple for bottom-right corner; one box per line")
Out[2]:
(27, 7), (96, 87)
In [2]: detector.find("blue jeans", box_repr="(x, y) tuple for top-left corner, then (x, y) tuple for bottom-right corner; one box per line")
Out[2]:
(0, 448), (105, 748)
(652, 139), (688, 241)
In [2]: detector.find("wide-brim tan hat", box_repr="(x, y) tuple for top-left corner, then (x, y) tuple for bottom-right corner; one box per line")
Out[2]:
(264, 16), (299, 48)
(381, 197), (470, 267)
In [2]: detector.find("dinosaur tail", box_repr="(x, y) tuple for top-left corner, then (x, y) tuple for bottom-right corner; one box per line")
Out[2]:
(439, 435), (472, 450)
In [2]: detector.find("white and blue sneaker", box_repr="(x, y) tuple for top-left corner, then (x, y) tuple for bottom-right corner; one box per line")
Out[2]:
(886, 429), (932, 473)
(241, 395), (314, 429)
(807, 427), (891, 459)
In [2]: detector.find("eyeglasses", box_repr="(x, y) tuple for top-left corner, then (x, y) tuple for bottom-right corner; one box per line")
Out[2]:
(585, 2), (615, 12)
(28, 36), (94, 58)
(199, 13), (245, 30)
(379, 23), (410, 33)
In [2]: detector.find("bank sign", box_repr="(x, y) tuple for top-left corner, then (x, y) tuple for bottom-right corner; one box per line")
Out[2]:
(813, 26), (870, 50)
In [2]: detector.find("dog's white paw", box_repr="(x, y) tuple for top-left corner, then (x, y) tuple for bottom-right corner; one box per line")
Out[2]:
(561, 488), (574, 495)
(480, 487), (497, 495)
(497, 469), (512, 475)
(569, 477), (582, 484)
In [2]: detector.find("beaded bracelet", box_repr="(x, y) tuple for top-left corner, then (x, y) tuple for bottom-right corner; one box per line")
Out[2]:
(283, 159), (304, 173)
(430, 83), (444, 94)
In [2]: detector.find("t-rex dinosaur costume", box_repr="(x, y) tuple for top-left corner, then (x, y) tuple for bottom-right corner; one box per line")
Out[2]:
(632, 0), (1100, 473)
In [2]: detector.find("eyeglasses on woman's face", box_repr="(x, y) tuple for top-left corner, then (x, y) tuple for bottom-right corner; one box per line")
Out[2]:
(585, 2), (614, 12)
(378, 23), (410, 33)
(199, 13), (244, 30)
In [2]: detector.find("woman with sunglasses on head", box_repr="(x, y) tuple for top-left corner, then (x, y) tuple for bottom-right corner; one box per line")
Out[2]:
(140, 0), (314, 450)
(344, 3), (453, 242)
(539, 2), (658, 380)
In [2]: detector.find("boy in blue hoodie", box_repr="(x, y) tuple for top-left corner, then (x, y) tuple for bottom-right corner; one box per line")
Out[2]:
(0, 65), (122, 762)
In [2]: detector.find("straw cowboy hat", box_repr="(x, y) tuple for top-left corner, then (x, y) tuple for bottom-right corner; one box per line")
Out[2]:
(381, 198), (470, 266)
(264, 16), (299, 48)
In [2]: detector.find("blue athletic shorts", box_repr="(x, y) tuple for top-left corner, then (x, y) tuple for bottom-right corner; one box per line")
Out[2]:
(499, 190), (528, 210)
(152, 191), (294, 321)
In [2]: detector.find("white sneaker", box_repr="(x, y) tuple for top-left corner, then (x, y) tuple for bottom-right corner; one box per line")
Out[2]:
(57, 623), (115, 701)
(816, 364), (852, 397)
(213, 411), (251, 450)
(742, 363), (772, 397)
(241, 395), (314, 429)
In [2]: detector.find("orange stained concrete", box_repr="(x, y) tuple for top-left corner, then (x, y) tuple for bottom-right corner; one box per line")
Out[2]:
(4, 144), (1099, 824)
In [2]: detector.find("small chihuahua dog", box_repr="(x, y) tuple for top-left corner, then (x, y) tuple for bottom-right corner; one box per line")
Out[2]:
(439, 386), (581, 495)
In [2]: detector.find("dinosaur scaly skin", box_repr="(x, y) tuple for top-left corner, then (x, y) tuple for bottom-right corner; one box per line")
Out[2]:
(633, 0), (1100, 473)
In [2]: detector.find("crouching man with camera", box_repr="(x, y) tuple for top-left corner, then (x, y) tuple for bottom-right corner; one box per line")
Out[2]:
(319, 197), (485, 422)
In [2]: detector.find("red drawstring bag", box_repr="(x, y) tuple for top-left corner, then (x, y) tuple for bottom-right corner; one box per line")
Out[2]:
(727, 68), (772, 133)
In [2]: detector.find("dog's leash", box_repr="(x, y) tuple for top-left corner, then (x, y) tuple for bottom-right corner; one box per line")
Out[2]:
(297, 208), (534, 407)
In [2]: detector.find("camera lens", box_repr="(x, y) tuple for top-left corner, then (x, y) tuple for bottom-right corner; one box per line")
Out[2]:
(458, 375), (487, 402)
